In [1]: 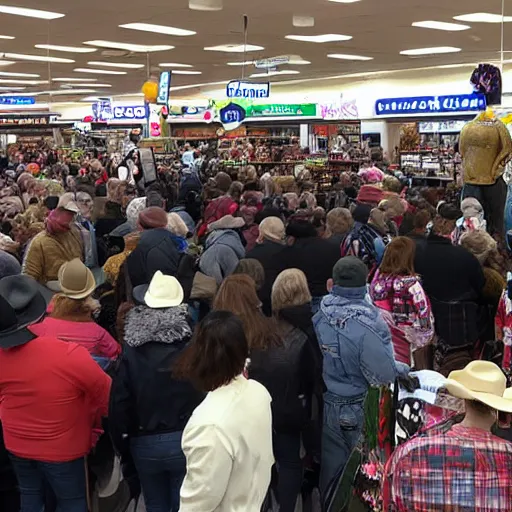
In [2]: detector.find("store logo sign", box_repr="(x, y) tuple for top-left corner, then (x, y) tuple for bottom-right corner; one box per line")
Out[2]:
(0, 96), (35, 105)
(226, 80), (270, 99)
(112, 105), (147, 121)
(246, 103), (317, 117)
(219, 102), (246, 130)
(320, 99), (358, 120)
(375, 93), (486, 115)
(157, 71), (171, 105)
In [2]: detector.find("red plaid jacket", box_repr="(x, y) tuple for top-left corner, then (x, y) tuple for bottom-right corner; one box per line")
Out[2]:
(383, 423), (512, 511)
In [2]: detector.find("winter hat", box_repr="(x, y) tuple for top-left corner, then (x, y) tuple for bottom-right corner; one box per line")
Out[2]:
(438, 202), (462, 221)
(352, 203), (372, 224)
(138, 207), (169, 230)
(461, 197), (484, 219)
(126, 197), (147, 226)
(286, 219), (317, 239)
(209, 214), (245, 231)
(258, 216), (285, 243)
(332, 256), (368, 288)
(214, 172), (232, 193)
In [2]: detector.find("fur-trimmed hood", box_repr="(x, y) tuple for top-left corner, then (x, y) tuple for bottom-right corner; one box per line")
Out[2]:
(124, 304), (191, 347)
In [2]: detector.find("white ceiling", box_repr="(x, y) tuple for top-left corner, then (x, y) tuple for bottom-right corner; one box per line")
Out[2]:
(0, 0), (510, 101)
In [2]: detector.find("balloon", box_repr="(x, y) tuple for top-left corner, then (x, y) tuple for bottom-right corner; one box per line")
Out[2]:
(141, 81), (158, 103)
(26, 163), (40, 175)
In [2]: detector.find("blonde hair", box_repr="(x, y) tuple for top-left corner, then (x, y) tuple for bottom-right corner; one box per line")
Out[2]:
(326, 208), (353, 235)
(167, 212), (188, 237)
(272, 269), (312, 313)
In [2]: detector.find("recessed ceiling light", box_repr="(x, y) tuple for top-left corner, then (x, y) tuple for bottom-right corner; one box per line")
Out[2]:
(0, 35), (14, 40)
(0, 71), (39, 77)
(0, 5), (64, 19)
(400, 46), (461, 56)
(53, 77), (97, 82)
(171, 70), (202, 75)
(68, 83), (112, 87)
(454, 13), (512, 23)
(159, 62), (194, 68)
(87, 61), (144, 69)
(119, 23), (196, 36)
(84, 41), (174, 52)
(0, 79), (48, 85)
(74, 68), (127, 75)
(204, 44), (264, 53)
(328, 53), (373, 60)
(250, 70), (300, 78)
(285, 34), (352, 43)
(3, 53), (74, 63)
(412, 21), (471, 31)
(34, 44), (97, 53)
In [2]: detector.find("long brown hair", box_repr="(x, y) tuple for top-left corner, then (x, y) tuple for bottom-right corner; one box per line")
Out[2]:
(213, 274), (280, 350)
(379, 236), (416, 276)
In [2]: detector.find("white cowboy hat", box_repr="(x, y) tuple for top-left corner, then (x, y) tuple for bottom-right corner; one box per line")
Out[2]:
(445, 360), (512, 413)
(133, 271), (184, 309)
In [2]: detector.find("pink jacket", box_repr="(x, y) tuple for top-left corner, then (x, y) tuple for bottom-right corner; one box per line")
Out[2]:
(29, 317), (121, 359)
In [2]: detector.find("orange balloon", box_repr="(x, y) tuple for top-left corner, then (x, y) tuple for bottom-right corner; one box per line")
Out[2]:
(141, 81), (158, 103)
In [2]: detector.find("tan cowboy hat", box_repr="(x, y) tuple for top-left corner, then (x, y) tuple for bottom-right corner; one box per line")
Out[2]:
(445, 360), (512, 413)
(57, 259), (96, 300)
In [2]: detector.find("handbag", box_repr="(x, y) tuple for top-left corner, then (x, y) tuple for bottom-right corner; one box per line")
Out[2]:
(190, 271), (218, 300)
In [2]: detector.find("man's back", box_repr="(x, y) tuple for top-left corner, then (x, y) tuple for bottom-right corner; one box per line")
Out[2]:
(384, 423), (512, 511)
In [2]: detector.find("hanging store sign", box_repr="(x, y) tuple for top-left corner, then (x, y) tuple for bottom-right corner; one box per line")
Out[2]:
(0, 116), (48, 125)
(418, 120), (467, 133)
(246, 103), (317, 117)
(0, 96), (35, 105)
(157, 71), (171, 105)
(226, 80), (270, 99)
(219, 102), (246, 131)
(375, 93), (486, 116)
(111, 105), (147, 122)
(254, 56), (290, 69)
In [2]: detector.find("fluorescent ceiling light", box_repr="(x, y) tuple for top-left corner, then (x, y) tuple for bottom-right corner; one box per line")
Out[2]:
(39, 89), (97, 96)
(53, 77), (97, 82)
(328, 0), (361, 2)
(0, 79), (48, 84)
(412, 20), (470, 31)
(81, 96), (101, 102)
(35, 44), (97, 53)
(4, 53), (74, 63)
(119, 23), (196, 36)
(170, 70), (202, 75)
(159, 62), (193, 68)
(328, 53), (373, 61)
(250, 70), (300, 77)
(68, 83), (112, 87)
(285, 34), (352, 43)
(227, 60), (254, 66)
(0, 61), (14, 66)
(204, 44), (264, 52)
(400, 46), (461, 56)
(74, 68), (127, 75)
(84, 40), (174, 52)
(454, 13), (512, 23)
(0, 86), (25, 90)
(88, 61), (144, 69)
(0, 35), (14, 40)
(0, 5), (64, 19)
(0, 71), (39, 77)
(227, 58), (311, 66)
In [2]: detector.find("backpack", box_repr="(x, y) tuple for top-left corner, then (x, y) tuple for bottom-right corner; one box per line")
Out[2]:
(341, 223), (380, 269)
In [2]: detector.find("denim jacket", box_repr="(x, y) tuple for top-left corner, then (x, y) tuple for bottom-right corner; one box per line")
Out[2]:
(313, 285), (408, 399)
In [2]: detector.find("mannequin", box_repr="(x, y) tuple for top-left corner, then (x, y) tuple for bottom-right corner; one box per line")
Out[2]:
(460, 109), (512, 235)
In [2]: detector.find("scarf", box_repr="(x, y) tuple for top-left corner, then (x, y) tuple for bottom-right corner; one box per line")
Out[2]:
(46, 208), (74, 235)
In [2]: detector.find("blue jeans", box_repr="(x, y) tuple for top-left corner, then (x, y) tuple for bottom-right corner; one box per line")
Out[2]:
(9, 454), (86, 512)
(130, 431), (185, 512)
(273, 432), (302, 512)
(320, 393), (365, 508)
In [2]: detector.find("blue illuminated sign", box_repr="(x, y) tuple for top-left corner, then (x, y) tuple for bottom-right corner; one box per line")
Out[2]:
(0, 96), (35, 105)
(226, 80), (270, 99)
(220, 103), (246, 125)
(375, 93), (486, 116)
(157, 71), (171, 105)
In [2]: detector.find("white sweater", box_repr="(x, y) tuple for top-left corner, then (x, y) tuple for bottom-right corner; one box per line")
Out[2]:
(180, 376), (274, 512)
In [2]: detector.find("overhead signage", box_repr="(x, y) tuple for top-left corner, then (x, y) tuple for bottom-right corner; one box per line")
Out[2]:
(92, 99), (113, 121)
(0, 96), (36, 105)
(112, 105), (147, 122)
(0, 117), (48, 125)
(157, 71), (171, 105)
(418, 120), (467, 134)
(219, 102), (246, 131)
(254, 56), (290, 69)
(227, 80), (270, 99)
(375, 93), (486, 116)
(246, 103), (317, 117)
(320, 99), (358, 120)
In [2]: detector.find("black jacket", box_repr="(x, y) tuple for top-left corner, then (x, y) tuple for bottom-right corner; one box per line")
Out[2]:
(277, 237), (341, 297)
(246, 240), (286, 316)
(109, 305), (203, 457)
(95, 201), (126, 239)
(250, 305), (324, 433)
(127, 228), (181, 287)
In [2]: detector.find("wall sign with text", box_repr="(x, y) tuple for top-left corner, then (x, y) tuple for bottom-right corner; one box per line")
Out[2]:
(157, 71), (171, 105)
(375, 93), (486, 116)
(246, 103), (317, 117)
(112, 105), (147, 121)
(0, 117), (48, 125)
(0, 96), (35, 106)
(227, 81), (270, 99)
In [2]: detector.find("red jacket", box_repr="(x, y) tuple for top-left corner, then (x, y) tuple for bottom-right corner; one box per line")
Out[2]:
(29, 317), (121, 359)
(0, 336), (111, 462)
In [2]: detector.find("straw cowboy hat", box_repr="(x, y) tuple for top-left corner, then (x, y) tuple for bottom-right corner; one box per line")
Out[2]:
(133, 271), (184, 309)
(445, 361), (512, 413)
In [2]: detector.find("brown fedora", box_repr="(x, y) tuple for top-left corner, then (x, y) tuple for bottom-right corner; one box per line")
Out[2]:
(57, 259), (96, 300)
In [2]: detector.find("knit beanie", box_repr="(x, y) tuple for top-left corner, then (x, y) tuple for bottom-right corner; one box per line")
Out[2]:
(332, 256), (368, 287)
(138, 207), (169, 230)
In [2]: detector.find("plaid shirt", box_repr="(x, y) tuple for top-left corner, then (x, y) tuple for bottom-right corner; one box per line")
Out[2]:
(383, 423), (512, 511)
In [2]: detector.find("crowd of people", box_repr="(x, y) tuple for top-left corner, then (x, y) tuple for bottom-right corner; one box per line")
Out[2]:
(1, 144), (512, 512)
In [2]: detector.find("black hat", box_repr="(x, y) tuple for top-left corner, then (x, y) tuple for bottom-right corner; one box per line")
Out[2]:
(332, 256), (368, 288)
(0, 275), (46, 349)
(438, 202), (462, 221)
